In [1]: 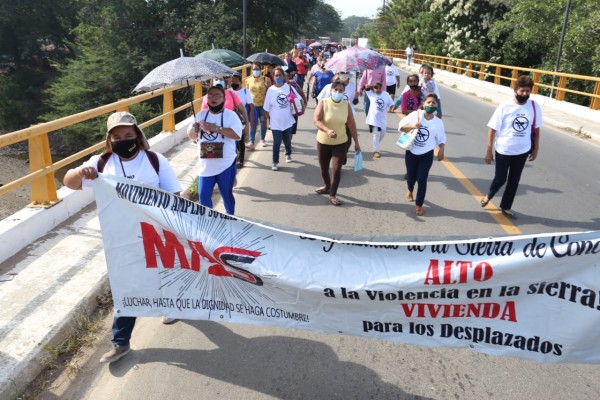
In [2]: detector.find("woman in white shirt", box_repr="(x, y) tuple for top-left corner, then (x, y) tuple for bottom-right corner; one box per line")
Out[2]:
(398, 93), (446, 216)
(262, 66), (302, 171)
(63, 111), (182, 364)
(480, 75), (542, 218)
(188, 85), (243, 214)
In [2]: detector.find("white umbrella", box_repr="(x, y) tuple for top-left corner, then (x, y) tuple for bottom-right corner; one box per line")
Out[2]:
(133, 57), (237, 93)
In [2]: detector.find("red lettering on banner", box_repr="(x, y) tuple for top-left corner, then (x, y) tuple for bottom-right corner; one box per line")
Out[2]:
(140, 222), (263, 285)
(401, 302), (516, 322)
(424, 259), (494, 285)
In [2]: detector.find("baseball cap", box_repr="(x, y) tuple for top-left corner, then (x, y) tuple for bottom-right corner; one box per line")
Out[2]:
(106, 111), (150, 149)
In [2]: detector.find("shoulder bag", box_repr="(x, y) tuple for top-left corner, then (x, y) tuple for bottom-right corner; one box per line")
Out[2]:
(396, 111), (421, 150)
(288, 85), (304, 117)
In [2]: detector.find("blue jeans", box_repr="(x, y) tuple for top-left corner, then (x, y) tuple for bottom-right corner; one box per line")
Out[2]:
(405, 150), (434, 206)
(486, 151), (528, 211)
(198, 160), (237, 215)
(407, 55), (413, 65)
(272, 126), (293, 164)
(250, 106), (267, 144)
(112, 315), (135, 346)
(363, 93), (370, 117)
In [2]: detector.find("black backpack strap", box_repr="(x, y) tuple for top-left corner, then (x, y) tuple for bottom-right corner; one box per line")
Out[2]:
(97, 153), (112, 173)
(145, 150), (160, 174)
(97, 151), (159, 174)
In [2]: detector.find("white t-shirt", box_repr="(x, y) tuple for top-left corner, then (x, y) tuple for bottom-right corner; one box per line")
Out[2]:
(194, 109), (243, 177)
(81, 151), (182, 193)
(488, 99), (543, 155)
(385, 64), (400, 86)
(366, 91), (394, 129)
(317, 81), (357, 115)
(420, 78), (441, 99)
(406, 46), (414, 55)
(399, 111), (447, 155)
(263, 83), (298, 131)
(230, 87), (253, 106)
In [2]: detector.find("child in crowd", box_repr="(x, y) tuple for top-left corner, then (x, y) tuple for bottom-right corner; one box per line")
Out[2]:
(365, 82), (394, 158)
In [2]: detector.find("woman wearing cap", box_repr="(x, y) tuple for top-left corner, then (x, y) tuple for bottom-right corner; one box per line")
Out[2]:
(262, 67), (302, 170)
(63, 111), (182, 364)
(313, 80), (361, 206)
(188, 85), (243, 215)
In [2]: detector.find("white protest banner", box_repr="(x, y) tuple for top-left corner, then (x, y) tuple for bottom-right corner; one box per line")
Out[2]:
(94, 175), (600, 364)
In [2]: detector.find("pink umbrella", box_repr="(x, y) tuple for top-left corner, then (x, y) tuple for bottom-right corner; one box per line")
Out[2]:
(309, 42), (323, 48)
(324, 46), (389, 72)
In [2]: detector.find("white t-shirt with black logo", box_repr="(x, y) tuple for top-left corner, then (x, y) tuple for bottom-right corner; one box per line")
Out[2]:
(487, 99), (543, 155)
(366, 91), (394, 130)
(263, 83), (298, 131)
(385, 64), (400, 86)
(399, 111), (447, 155)
(194, 109), (243, 177)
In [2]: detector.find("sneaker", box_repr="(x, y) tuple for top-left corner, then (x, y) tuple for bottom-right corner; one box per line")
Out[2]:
(261, 140), (267, 147)
(99, 344), (130, 364)
(245, 142), (255, 150)
(271, 163), (279, 171)
(285, 155), (293, 163)
(162, 317), (177, 325)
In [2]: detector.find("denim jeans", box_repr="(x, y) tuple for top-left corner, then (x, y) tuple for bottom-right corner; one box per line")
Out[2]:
(486, 151), (529, 211)
(272, 126), (293, 164)
(250, 106), (267, 144)
(363, 93), (371, 117)
(198, 160), (237, 215)
(112, 315), (136, 346)
(405, 149), (434, 206)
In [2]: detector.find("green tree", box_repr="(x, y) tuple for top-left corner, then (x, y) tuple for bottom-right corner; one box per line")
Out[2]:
(300, 1), (343, 41)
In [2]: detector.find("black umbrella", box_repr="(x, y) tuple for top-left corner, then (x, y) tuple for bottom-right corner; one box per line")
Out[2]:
(246, 51), (286, 66)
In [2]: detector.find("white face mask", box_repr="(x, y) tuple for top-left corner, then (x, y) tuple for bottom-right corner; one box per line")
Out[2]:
(214, 80), (225, 88)
(338, 74), (349, 81)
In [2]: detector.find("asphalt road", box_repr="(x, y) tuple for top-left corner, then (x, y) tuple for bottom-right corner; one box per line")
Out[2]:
(42, 76), (600, 400)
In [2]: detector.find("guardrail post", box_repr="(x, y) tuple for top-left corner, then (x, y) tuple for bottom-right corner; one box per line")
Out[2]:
(467, 62), (473, 78)
(162, 90), (176, 132)
(28, 133), (59, 206)
(591, 82), (600, 110)
(479, 64), (486, 80)
(494, 66), (502, 85)
(556, 76), (568, 101)
(457, 60), (462, 75)
(510, 69), (519, 88)
(532, 72), (540, 94)
(194, 83), (203, 114)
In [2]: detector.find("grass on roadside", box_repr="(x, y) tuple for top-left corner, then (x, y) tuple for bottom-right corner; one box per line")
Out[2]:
(12, 291), (113, 400)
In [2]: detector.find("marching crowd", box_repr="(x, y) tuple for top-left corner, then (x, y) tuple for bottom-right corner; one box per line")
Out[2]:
(62, 45), (543, 364)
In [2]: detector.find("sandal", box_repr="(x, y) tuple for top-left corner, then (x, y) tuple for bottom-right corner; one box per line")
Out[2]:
(406, 192), (414, 202)
(329, 196), (342, 206)
(502, 209), (517, 219)
(415, 206), (425, 216)
(314, 187), (330, 195)
(480, 196), (490, 207)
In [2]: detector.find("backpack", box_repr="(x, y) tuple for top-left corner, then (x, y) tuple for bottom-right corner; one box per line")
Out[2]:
(97, 150), (160, 174)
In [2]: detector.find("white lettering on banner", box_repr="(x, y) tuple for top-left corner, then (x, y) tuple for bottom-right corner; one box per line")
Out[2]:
(94, 175), (600, 364)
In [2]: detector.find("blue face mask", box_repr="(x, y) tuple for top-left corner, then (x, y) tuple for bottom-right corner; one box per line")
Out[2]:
(331, 92), (344, 102)
(252, 70), (261, 77)
(274, 77), (285, 85)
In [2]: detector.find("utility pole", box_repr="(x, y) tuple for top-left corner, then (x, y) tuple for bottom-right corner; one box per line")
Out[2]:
(550, 0), (571, 99)
(243, 0), (247, 58)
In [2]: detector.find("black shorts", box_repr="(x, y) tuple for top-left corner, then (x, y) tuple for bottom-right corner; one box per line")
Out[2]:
(387, 84), (397, 95)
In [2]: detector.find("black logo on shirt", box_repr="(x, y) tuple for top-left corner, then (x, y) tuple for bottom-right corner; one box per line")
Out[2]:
(512, 116), (529, 132)
(375, 98), (385, 110)
(414, 126), (430, 145)
(277, 93), (289, 108)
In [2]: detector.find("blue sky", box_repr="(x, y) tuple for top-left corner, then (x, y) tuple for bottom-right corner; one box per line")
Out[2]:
(324, 0), (380, 19)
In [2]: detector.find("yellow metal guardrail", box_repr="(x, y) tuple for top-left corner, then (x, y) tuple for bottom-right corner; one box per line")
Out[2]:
(379, 49), (600, 110)
(0, 64), (251, 208)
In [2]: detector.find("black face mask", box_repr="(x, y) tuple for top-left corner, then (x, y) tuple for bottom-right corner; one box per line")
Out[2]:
(208, 102), (225, 113)
(515, 93), (530, 104)
(230, 83), (240, 90)
(111, 138), (138, 159)
(409, 85), (419, 90)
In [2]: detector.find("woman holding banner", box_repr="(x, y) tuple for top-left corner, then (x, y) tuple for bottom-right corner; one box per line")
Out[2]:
(63, 111), (182, 364)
